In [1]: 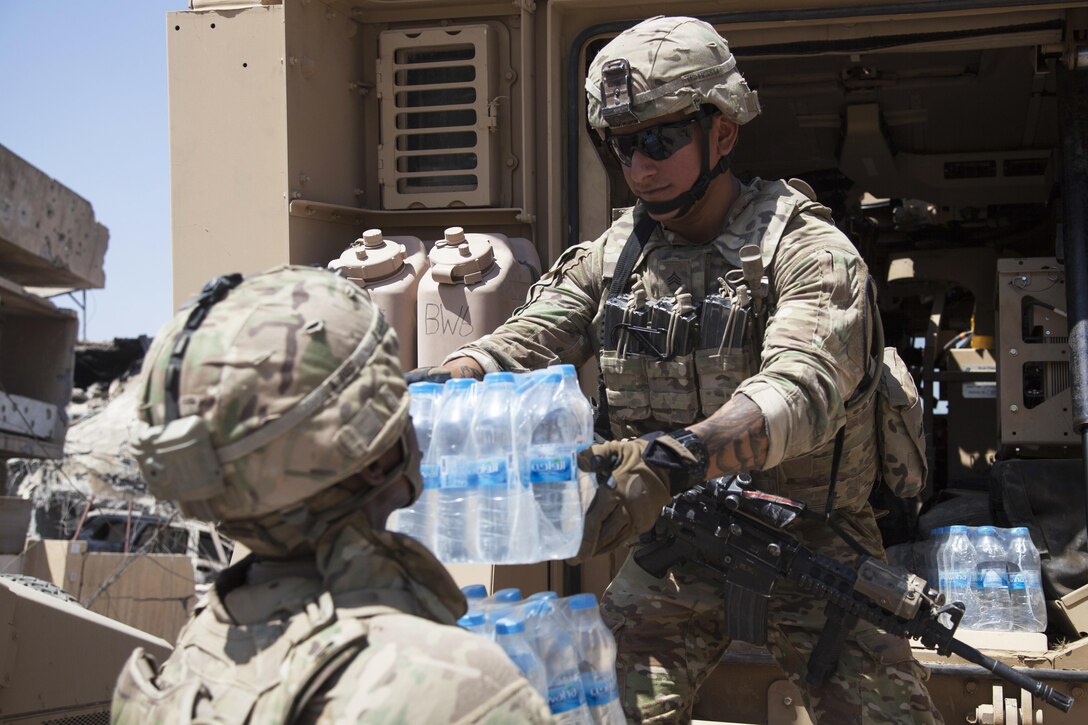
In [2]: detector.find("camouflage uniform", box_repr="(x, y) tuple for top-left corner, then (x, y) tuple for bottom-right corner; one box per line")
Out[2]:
(112, 266), (552, 724)
(113, 523), (551, 724)
(450, 176), (941, 722)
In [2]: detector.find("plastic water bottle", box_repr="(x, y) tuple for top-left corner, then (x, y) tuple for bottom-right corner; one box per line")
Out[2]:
(969, 526), (1012, 630)
(495, 617), (548, 697)
(940, 526), (976, 627)
(516, 371), (584, 559)
(556, 365), (594, 446)
(929, 527), (949, 589)
(462, 583), (488, 614)
(524, 600), (592, 724)
(432, 378), (478, 562)
(390, 382), (443, 549)
(471, 372), (522, 562)
(1008, 527), (1047, 632)
(566, 594), (625, 724)
(457, 611), (490, 638)
(481, 587), (524, 629)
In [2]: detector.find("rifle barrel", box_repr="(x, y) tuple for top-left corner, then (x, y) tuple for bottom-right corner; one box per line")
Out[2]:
(947, 638), (1074, 712)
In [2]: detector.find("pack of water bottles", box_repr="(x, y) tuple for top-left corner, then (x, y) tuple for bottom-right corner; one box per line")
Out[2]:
(924, 525), (1047, 632)
(457, 585), (626, 725)
(388, 364), (594, 563)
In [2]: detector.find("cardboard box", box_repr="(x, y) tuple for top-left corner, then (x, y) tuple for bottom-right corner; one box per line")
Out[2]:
(23, 539), (195, 643)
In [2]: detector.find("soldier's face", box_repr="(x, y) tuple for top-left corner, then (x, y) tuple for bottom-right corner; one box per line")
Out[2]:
(614, 110), (704, 218)
(359, 439), (415, 528)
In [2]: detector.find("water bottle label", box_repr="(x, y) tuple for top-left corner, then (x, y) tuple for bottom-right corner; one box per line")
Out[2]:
(975, 568), (1009, 590)
(548, 671), (585, 714)
(439, 458), (471, 489)
(472, 457), (509, 487)
(421, 464), (440, 489)
(581, 671), (619, 707)
(528, 453), (574, 483)
(1009, 571), (1041, 589)
(947, 572), (969, 589)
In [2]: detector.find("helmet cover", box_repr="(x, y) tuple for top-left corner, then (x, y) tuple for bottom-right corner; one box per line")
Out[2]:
(133, 265), (418, 523)
(586, 15), (761, 130)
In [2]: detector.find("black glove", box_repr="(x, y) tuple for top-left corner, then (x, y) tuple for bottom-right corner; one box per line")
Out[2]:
(569, 430), (708, 562)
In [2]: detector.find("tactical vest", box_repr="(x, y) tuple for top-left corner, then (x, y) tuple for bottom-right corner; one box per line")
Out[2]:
(112, 573), (400, 724)
(598, 179), (879, 513)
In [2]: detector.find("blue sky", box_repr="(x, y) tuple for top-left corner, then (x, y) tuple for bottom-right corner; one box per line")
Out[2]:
(0, 1), (185, 341)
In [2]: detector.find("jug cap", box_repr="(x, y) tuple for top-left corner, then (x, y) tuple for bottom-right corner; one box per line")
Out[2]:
(328, 228), (407, 284)
(429, 228), (495, 285)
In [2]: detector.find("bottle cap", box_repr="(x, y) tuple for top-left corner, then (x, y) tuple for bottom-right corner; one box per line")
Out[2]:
(527, 591), (557, 602)
(1011, 527), (1030, 536)
(461, 583), (488, 599)
(458, 612), (486, 629)
(555, 364), (578, 379)
(566, 593), (598, 611)
(950, 525), (969, 533)
(978, 525), (998, 535)
(495, 617), (526, 636)
(484, 371), (516, 385)
(409, 382), (444, 396)
(491, 587), (523, 603)
(446, 378), (475, 390)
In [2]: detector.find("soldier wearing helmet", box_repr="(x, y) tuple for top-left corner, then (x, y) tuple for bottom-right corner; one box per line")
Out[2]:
(433, 15), (941, 724)
(111, 266), (552, 724)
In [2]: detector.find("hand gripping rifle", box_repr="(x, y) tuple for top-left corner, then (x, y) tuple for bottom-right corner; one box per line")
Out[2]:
(589, 463), (1075, 713)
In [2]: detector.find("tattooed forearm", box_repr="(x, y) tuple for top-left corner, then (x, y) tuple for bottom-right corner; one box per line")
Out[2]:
(445, 356), (485, 380)
(689, 394), (769, 477)
(459, 365), (484, 380)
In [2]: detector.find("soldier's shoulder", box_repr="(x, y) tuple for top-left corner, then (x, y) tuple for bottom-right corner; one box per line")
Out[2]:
(316, 613), (552, 723)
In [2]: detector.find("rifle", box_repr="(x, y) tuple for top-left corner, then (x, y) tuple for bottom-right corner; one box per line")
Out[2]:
(587, 462), (1074, 713)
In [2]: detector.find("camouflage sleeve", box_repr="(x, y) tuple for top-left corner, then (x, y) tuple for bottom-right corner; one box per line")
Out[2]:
(444, 236), (607, 373)
(302, 616), (554, 724)
(733, 214), (872, 468)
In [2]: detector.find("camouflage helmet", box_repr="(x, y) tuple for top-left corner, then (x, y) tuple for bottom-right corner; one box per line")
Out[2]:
(585, 16), (760, 130)
(132, 265), (419, 525)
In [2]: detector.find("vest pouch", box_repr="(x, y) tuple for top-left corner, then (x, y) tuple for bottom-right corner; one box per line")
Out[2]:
(113, 648), (213, 723)
(876, 347), (927, 498)
(695, 348), (754, 415)
(645, 354), (700, 425)
(600, 350), (651, 422)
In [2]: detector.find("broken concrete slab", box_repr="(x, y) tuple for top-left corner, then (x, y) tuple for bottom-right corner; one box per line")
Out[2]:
(0, 143), (108, 289)
(0, 275), (77, 460)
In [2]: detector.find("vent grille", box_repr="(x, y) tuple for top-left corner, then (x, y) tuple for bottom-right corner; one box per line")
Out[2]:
(379, 26), (497, 209)
(42, 710), (110, 725)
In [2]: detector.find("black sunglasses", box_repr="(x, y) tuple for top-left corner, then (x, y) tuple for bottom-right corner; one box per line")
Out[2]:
(606, 109), (716, 166)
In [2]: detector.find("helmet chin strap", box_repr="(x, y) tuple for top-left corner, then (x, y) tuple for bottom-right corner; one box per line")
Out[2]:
(640, 112), (731, 219)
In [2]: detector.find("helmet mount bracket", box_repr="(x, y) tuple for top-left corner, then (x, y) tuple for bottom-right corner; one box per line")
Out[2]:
(600, 58), (640, 127)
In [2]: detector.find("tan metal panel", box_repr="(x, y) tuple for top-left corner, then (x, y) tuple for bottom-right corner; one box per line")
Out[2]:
(0, 574), (172, 723)
(283, 0), (370, 266)
(168, 6), (290, 307)
(996, 257), (1076, 447)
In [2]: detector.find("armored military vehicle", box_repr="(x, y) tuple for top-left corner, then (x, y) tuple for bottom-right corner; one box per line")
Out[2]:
(166, 1), (1088, 721)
